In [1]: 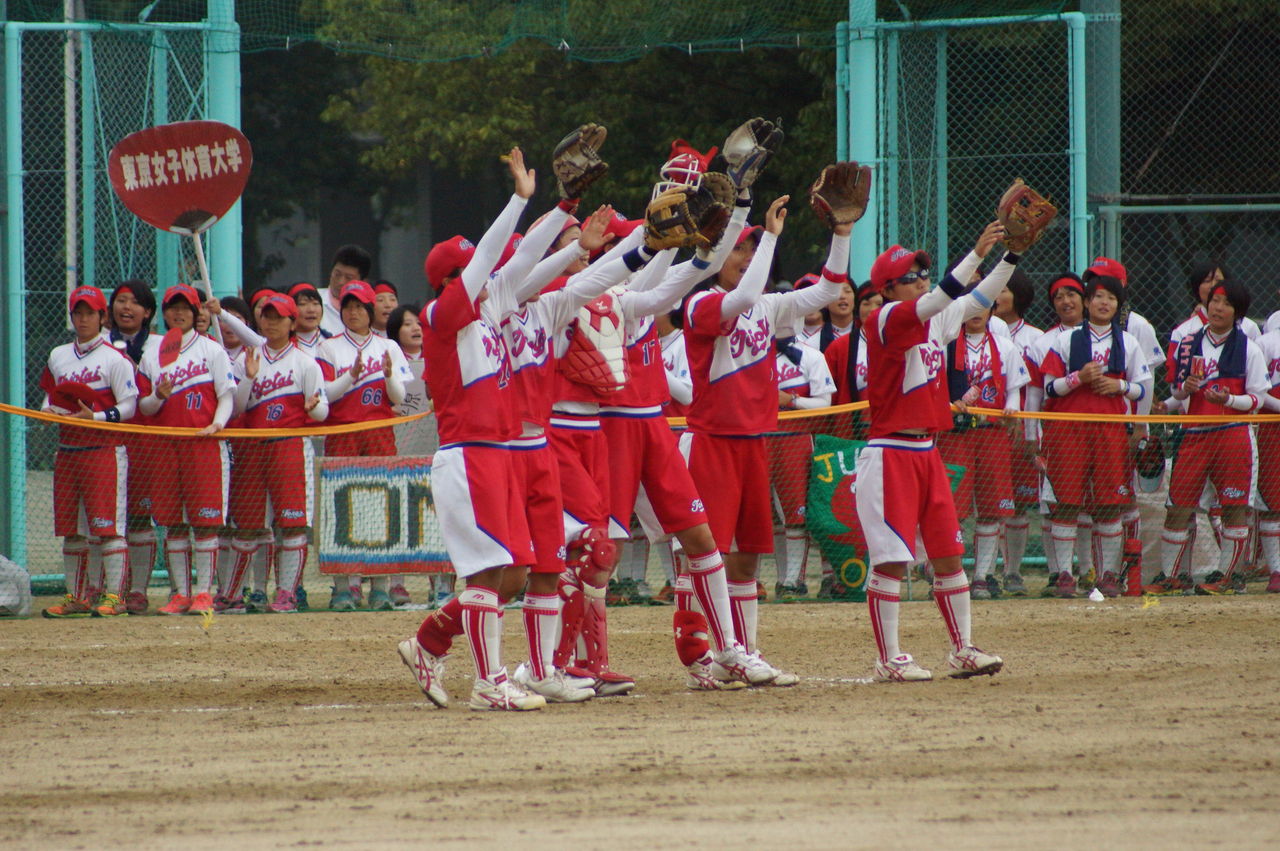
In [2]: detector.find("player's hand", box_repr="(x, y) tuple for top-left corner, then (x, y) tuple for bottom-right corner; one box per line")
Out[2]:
(1078, 361), (1102, 383)
(1181, 374), (1203, 394)
(975, 220), (1005, 258)
(351, 351), (364, 380)
(1092, 376), (1123, 396)
(243, 347), (260, 380)
(197, 422), (223, 437)
(382, 353), (392, 378)
(578, 205), (616, 254)
(1204, 387), (1230, 405)
(156, 378), (174, 400)
(1151, 398), (1167, 415)
(204, 298), (222, 316)
(952, 400), (969, 415)
(69, 400), (95, 420)
(305, 392), (322, 412)
(507, 147), (536, 200)
(765, 195), (789, 235)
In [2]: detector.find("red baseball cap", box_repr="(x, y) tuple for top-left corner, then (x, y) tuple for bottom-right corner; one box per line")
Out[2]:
(494, 233), (523, 272)
(793, 273), (821, 290)
(339, 280), (376, 305)
(162, 284), (202, 309)
(259, 293), (299, 319)
(68, 285), (107, 313)
(287, 281), (321, 302)
(736, 224), (764, 247)
(425, 235), (476, 290)
(1082, 256), (1128, 286)
(250, 288), (278, 305)
(870, 245), (932, 293)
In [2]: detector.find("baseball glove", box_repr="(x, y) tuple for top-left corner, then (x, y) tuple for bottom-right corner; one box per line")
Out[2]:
(809, 161), (871, 230)
(710, 117), (784, 191)
(552, 123), (608, 199)
(644, 184), (731, 252)
(996, 178), (1057, 253)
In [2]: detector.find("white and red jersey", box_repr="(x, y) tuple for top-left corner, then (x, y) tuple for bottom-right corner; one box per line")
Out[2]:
(605, 318), (671, 409)
(293, 328), (327, 356)
(660, 329), (692, 416)
(316, 330), (411, 425)
(239, 343), (328, 429)
(40, 334), (140, 447)
(861, 300), (961, 438)
(498, 295), (577, 431)
(1168, 307), (1262, 370)
(776, 345), (835, 402)
(1167, 326), (1268, 426)
(684, 288), (819, 435)
(138, 330), (236, 429)
(421, 282), (519, 444)
(108, 330), (160, 366)
(1258, 330), (1280, 406)
(1265, 310), (1280, 337)
(797, 324), (823, 350)
(1038, 323), (1152, 416)
(1024, 321), (1078, 410)
(947, 328), (1030, 409)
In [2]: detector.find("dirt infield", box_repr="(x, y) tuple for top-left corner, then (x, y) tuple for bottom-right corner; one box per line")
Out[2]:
(2, 592), (1279, 849)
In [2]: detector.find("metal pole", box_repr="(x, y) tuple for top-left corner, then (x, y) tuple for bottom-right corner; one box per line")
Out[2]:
(4, 24), (27, 567)
(847, 0), (878, 280)
(884, 31), (900, 248)
(205, 0), (241, 298)
(80, 25), (96, 290)
(835, 22), (849, 163)
(1065, 12), (1089, 273)
(1083, 0), (1121, 263)
(152, 30), (176, 296)
(934, 29), (949, 273)
(64, 1), (77, 303)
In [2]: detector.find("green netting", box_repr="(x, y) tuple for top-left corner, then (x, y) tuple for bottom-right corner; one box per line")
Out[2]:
(8, 0), (1067, 62)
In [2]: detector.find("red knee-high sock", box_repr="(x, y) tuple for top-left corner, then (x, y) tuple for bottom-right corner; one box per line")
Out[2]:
(416, 596), (464, 657)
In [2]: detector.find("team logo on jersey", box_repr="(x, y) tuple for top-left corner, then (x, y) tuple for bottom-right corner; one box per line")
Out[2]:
(1222, 487), (1245, 500)
(161, 360), (210, 386)
(1116, 484), (1131, 497)
(980, 385), (998, 403)
(90, 516), (113, 529)
(690, 498), (704, 514)
(998, 498), (1015, 511)
(954, 530), (965, 543)
(62, 366), (104, 386)
(196, 507), (221, 519)
(728, 318), (771, 359)
(481, 325), (513, 388)
(902, 341), (945, 392)
(507, 324), (548, 361)
(252, 370), (296, 398)
(281, 508), (305, 519)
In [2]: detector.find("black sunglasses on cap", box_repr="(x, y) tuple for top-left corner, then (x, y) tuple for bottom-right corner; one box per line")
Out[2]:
(892, 269), (931, 285)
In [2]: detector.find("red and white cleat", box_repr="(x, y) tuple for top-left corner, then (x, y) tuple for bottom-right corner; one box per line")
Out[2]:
(468, 669), (546, 712)
(874, 653), (933, 683)
(946, 645), (1004, 678)
(711, 643), (777, 685)
(398, 638), (449, 708)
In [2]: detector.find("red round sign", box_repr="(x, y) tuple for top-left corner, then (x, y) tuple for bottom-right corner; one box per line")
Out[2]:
(107, 120), (253, 234)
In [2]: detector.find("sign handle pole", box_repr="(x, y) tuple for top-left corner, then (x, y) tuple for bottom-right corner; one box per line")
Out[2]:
(190, 229), (222, 343)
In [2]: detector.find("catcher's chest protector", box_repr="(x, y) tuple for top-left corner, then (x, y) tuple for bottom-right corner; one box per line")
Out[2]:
(559, 291), (629, 394)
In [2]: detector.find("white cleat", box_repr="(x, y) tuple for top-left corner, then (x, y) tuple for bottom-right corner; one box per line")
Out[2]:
(946, 645), (1004, 679)
(685, 655), (748, 691)
(873, 653), (933, 683)
(711, 642), (777, 685)
(469, 669), (547, 712)
(752, 651), (799, 687)
(513, 663), (594, 703)
(398, 638), (450, 708)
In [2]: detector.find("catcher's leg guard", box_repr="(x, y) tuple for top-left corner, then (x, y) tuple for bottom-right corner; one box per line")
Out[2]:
(554, 585), (586, 672)
(579, 587), (635, 696)
(576, 527), (617, 589)
(673, 609), (711, 666)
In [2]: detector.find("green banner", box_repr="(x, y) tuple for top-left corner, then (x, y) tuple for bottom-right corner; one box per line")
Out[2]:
(806, 434), (967, 601)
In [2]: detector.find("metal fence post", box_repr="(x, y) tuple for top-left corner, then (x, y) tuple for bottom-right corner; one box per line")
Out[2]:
(4, 23), (27, 567)
(847, 0), (877, 280)
(1065, 12), (1089, 273)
